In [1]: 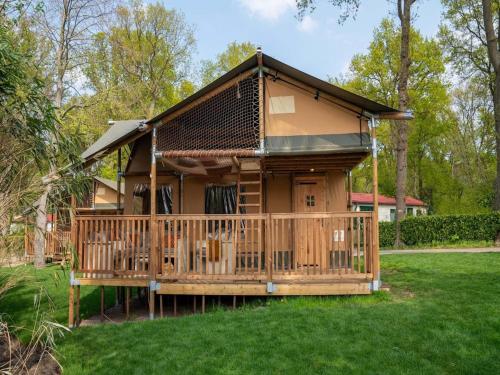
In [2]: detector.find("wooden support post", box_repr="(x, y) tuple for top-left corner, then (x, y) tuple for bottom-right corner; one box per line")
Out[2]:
(242, 296), (246, 306)
(149, 289), (155, 320)
(179, 174), (184, 214)
(100, 286), (104, 322)
(202, 295), (205, 314)
(173, 295), (177, 316)
(257, 47), (265, 148)
(68, 285), (74, 328)
(233, 296), (236, 309)
(116, 147), (122, 214)
(218, 296), (221, 308)
(371, 119), (380, 285)
(347, 170), (353, 211)
(149, 126), (158, 320)
(193, 296), (197, 313)
(266, 213), (272, 283)
(125, 287), (130, 319)
(159, 295), (163, 318)
(69, 195), (77, 270)
(76, 285), (80, 327)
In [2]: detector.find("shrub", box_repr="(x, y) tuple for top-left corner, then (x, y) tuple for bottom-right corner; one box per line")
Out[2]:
(378, 213), (500, 247)
(379, 222), (396, 248)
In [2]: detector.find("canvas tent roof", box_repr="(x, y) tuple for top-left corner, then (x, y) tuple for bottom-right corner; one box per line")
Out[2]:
(147, 53), (402, 125)
(80, 120), (145, 166)
(80, 53), (406, 167)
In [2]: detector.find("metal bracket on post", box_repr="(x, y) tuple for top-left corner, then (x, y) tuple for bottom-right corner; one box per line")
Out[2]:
(70, 271), (80, 286)
(370, 280), (381, 291)
(266, 282), (277, 294)
(151, 127), (157, 165)
(149, 280), (160, 292)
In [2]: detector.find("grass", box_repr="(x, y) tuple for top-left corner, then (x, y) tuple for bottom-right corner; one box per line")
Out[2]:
(0, 263), (115, 342)
(381, 239), (496, 250)
(1, 254), (499, 374)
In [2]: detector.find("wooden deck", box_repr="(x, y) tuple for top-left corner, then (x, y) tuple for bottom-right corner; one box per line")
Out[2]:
(25, 229), (71, 261)
(71, 212), (376, 295)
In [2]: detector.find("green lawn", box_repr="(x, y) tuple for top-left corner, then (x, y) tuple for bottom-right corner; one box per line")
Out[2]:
(1, 254), (499, 374)
(0, 264), (115, 342)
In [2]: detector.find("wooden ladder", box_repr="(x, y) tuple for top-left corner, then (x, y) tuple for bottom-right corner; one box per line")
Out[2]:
(235, 163), (263, 272)
(236, 166), (262, 214)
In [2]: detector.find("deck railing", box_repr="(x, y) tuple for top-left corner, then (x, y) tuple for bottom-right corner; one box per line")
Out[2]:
(269, 213), (373, 279)
(25, 229), (71, 260)
(156, 215), (266, 280)
(74, 212), (374, 280)
(74, 215), (150, 278)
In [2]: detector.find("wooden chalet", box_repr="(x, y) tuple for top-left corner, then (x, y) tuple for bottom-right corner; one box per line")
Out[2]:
(68, 50), (412, 325)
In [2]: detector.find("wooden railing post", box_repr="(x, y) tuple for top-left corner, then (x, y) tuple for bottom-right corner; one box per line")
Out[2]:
(149, 127), (158, 320)
(265, 213), (272, 283)
(371, 117), (380, 288)
(68, 195), (77, 328)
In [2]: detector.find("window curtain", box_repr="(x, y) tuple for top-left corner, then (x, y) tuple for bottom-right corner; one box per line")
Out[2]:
(133, 184), (173, 214)
(204, 184), (237, 234)
(204, 185), (237, 214)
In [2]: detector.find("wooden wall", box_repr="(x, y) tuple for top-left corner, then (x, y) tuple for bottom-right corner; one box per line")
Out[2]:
(123, 171), (347, 214)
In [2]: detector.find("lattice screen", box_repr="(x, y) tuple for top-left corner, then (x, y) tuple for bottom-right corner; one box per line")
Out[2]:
(157, 76), (260, 152)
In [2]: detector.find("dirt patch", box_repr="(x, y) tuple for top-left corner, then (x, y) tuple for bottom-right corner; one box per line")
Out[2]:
(0, 333), (60, 374)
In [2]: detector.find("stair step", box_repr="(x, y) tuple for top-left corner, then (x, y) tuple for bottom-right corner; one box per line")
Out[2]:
(240, 170), (261, 174)
(239, 203), (261, 207)
(239, 181), (260, 185)
(239, 192), (261, 196)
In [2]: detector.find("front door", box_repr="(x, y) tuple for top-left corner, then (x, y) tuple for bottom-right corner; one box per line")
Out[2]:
(293, 176), (326, 267)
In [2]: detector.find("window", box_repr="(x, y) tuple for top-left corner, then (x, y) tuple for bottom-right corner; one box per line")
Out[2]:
(96, 187), (105, 196)
(359, 205), (373, 212)
(390, 209), (396, 222)
(133, 184), (172, 214)
(406, 207), (413, 216)
(306, 195), (315, 207)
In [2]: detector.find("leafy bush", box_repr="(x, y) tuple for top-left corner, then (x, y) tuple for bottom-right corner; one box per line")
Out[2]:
(379, 213), (500, 247)
(379, 222), (396, 248)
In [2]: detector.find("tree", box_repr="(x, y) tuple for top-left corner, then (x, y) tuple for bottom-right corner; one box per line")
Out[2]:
(440, 0), (500, 210)
(200, 41), (256, 86)
(0, 11), (82, 263)
(25, 0), (114, 267)
(84, 1), (196, 119)
(338, 19), (450, 211)
(297, 0), (418, 245)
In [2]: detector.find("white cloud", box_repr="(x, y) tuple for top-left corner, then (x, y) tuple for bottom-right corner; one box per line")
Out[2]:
(239, 0), (296, 21)
(297, 15), (318, 33)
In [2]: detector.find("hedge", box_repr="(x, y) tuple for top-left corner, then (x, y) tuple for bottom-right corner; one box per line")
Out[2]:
(378, 213), (500, 248)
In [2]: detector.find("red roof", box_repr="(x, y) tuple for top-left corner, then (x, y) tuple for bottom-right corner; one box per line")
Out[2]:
(351, 192), (426, 207)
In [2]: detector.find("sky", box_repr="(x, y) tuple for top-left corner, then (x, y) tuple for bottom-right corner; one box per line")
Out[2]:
(166, 0), (444, 82)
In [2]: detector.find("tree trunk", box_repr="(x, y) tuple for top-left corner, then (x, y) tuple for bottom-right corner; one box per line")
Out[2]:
(480, 0), (500, 210)
(33, 2), (68, 267)
(395, 0), (412, 247)
(34, 188), (50, 268)
(494, 73), (500, 210)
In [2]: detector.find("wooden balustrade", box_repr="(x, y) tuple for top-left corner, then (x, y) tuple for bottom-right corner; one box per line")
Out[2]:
(73, 212), (373, 281)
(269, 213), (373, 279)
(156, 214), (266, 280)
(25, 229), (71, 260)
(75, 215), (150, 278)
